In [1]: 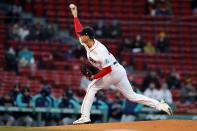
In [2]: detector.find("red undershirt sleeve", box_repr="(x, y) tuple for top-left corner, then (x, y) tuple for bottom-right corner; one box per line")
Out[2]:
(74, 17), (83, 39)
(94, 66), (112, 79)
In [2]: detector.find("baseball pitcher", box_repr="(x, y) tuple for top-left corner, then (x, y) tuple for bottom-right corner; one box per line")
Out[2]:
(69, 4), (173, 124)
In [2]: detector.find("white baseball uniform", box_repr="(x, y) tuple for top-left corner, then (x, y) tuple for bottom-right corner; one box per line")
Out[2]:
(79, 39), (161, 116)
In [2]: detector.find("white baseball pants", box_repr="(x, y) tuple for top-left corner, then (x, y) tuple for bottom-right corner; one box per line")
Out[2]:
(80, 63), (160, 116)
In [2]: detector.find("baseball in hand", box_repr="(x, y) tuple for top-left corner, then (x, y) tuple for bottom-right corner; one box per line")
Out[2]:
(69, 4), (75, 9)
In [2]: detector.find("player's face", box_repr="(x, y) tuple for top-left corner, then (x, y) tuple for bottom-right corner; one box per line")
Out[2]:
(80, 35), (89, 44)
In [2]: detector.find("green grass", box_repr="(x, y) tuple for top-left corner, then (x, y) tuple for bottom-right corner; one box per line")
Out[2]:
(0, 127), (91, 131)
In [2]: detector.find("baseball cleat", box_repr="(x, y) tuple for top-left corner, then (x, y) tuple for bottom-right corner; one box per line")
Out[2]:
(73, 116), (91, 124)
(160, 100), (173, 116)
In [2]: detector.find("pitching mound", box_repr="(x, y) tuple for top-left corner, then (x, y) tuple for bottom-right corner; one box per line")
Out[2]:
(42, 120), (197, 131)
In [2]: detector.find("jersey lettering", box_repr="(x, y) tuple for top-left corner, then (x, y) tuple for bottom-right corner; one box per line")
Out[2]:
(89, 57), (96, 64)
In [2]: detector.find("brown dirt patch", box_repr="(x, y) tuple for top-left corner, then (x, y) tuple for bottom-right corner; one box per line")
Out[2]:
(42, 120), (197, 131)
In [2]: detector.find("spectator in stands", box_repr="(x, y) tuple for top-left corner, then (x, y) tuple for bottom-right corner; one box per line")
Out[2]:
(144, 41), (156, 54)
(5, 4), (22, 23)
(160, 83), (173, 104)
(15, 87), (34, 126)
(121, 86), (144, 122)
(4, 45), (18, 73)
(131, 34), (145, 53)
(191, 0), (197, 13)
(9, 83), (21, 105)
(97, 90), (108, 104)
(63, 88), (79, 103)
(0, 93), (15, 126)
(108, 92), (123, 122)
(144, 82), (173, 104)
(52, 26), (76, 44)
(37, 56), (46, 69)
(107, 20), (122, 38)
(155, 0), (172, 16)
(57, 90), (80, 125)
(33, 86), (56, 126)
(121, 61), (134, 74)
(144, 82), (157, 98)
(64, 49), (74, 60)
(18, 47), (35, 68)
(141, 71), (160, 92)
(183, 74), (193, 85)
(43, 24), (56, 41)
(39, 24), (51, 42)
(166, 68), (181, 89)
(29, 22), (42, 41)
(51, 47), (64, 61)
(145, 0), (157, 16)
(92, 91), (108, 122)
(40, 82), (56, 108)
(8, 23), (20, 40)
(34, 85), (52, 105)
(180, 80), (197, 104)
(118, 38), (133, 54)
(155, 31), (170, 53)
(72, 45), (86, 59)
(17, 24), (30, 41)
(93, 20), (107, 38)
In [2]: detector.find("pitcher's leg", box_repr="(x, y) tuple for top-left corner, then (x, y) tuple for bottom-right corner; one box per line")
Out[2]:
(73, 79), (103, 124)
(81, 80), (102, 115)
(115, 76), (160, 110)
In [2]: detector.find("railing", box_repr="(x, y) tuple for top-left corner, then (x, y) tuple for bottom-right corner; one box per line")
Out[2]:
(0, 106), (109, 123)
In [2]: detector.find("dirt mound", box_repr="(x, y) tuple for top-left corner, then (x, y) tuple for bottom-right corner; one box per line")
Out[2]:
(43, 120), (197, 131)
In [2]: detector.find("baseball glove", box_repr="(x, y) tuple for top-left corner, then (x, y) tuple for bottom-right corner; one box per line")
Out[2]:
(80, 64), (99, 77)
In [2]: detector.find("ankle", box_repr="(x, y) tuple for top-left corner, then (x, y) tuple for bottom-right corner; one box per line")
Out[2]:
(81, 114), (90, 118)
